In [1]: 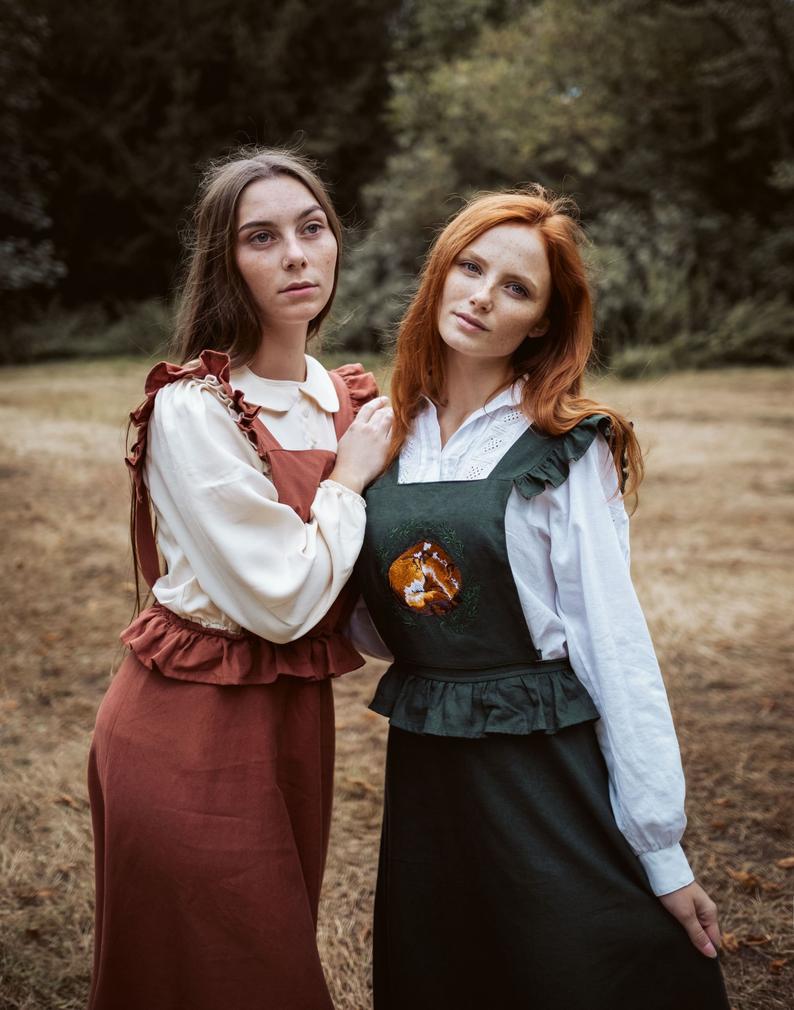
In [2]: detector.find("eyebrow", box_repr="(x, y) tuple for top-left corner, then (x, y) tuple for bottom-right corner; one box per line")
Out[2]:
(461, 248), (539, 298)
(237, 204), (326, 234)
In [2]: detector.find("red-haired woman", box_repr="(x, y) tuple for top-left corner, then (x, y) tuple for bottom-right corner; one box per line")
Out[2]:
(355, 189), (730, 1009)
(87, 149), (392, 1010)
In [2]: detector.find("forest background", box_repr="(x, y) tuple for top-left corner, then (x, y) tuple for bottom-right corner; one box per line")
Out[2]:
(2, 0), (793, 373)
(2, 3), (794, 1008)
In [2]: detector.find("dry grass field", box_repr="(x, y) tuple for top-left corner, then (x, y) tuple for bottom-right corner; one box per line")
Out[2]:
(0, 357), (792, 1010)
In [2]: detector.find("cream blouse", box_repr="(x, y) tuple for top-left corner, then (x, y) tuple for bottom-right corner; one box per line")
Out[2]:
(144, 354), (367, 643)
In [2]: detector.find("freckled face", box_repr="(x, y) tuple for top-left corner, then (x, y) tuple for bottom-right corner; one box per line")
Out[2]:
(234, 175), (338, 329)
(436, 223), (552, 364)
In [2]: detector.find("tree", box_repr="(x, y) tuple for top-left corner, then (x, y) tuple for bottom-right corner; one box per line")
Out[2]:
(27, 0), (394, 304)
(338, 0), (794, 363)
(0, 0), (64, 303)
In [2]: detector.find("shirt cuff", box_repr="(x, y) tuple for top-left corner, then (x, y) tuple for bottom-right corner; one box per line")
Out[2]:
(319, 478), (366, 506)
(638, 844), (695, 896)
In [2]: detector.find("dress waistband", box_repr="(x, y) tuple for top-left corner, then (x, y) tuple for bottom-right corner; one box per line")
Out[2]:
(390, 657), (574, 683)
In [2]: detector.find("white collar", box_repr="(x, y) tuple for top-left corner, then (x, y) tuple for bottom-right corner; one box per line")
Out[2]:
(419, 379), (525, 434)
(231, 355), (339, 414)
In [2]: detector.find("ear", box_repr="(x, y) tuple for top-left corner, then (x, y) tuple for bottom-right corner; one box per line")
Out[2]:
(527, 317), (550, 339)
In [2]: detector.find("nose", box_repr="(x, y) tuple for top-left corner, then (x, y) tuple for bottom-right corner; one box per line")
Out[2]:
(281, 236), (307, 270)
(469, 285), (492, 312)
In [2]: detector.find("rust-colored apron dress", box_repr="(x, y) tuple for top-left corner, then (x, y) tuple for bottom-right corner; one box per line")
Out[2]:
(87, 351), (375, 1010)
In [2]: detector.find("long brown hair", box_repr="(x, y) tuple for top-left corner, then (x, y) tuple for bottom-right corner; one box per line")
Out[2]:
(170, 146), (343, 365)
(388, 186), (644, 500)
(128, 147), (343, 611)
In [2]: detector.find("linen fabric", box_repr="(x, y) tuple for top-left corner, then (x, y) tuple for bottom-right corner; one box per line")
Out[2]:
(357, 415), (730, 1010)
(87, 351), (377, 1010)
(145, 353), (370, 641)
(353, 384), (693, 896)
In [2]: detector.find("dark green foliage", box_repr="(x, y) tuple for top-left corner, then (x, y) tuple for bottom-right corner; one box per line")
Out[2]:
(338, 0), (794, 368)
(1, 0), (792, 369)
(21, 0), (394, 304)
(0, 0), (65, 302)
(0, 299), (171, 364)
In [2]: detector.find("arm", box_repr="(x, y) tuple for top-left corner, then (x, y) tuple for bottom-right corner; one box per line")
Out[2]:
(547, 434), (693, 895)
(547, 435), (721, 957)
(146, 377), (366, 643)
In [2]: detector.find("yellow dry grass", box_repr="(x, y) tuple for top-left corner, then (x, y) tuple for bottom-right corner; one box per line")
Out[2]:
(0, 358), (792, 1010)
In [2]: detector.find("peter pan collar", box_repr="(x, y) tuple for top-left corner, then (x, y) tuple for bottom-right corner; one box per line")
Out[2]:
(231, 354), (340, 414)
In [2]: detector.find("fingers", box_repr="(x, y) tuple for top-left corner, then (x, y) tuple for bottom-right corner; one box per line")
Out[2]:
(695, 892), (721, 951)
(355, 395), (390, 424)
(683, 910), (718, 958)
(660, 884), (720, 959)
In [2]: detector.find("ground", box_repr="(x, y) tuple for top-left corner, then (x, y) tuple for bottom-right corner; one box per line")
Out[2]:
(0, 358), (792, 1009)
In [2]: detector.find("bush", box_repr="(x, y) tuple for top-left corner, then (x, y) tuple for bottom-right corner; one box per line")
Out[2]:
(611, 296), (794, 376)
(0, 299), (171, 364)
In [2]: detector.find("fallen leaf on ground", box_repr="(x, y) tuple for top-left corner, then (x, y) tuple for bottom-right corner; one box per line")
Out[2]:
(725, 867), (781, 892)
(726, 867), (761, 889)
(741, 934), (771, 947)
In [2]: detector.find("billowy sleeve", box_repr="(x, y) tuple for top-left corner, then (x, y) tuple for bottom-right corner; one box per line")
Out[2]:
(546, 435), (694, 896)
(145, 378), (366, 643)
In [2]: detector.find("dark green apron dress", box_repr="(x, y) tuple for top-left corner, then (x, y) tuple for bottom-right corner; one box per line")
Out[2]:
(356, 416), (730, 1010)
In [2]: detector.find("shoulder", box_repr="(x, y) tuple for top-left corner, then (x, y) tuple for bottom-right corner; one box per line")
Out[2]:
(544, 424), (625, 523)
(512, 413), (613, 502)
(149, 373), (253, 471)
(153, 371), (234, 427)
(571, 428), (623, 502)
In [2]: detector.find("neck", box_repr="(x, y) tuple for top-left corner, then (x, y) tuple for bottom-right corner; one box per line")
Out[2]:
(248, 323), (309, 381)
(436, 351), (514, 447)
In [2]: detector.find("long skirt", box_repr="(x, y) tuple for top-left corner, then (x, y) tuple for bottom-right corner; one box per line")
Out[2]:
(87, 651), (335, 1010)
(373, 723), (730, 1010)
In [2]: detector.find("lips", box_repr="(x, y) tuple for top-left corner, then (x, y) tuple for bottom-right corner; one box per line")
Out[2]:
(454, 311), (489, 331)
(281, 281), (317, 292)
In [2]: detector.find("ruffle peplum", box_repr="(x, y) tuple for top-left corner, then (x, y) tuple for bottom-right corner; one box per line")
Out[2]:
(369, 661), (599, 738)
(362, 413), (618, 739)
(121, 349), (377, 686)
(122, 603), (365, 686)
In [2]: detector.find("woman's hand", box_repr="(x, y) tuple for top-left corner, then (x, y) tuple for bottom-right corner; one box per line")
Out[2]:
(329, 396), (393, 495)
(659, 881), (721, 958)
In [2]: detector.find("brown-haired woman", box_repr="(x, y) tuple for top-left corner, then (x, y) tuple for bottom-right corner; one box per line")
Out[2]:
(355, 189), (731, 1009)
(87, 148), (392, 1010)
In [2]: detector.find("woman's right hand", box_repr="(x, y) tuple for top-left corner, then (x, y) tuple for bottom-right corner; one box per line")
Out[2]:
(329, 396), (393, 495)
(659, 880), (721, 958)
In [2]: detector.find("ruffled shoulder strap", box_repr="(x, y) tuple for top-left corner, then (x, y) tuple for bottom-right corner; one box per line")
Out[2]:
(328, 363), (379, 439)
(126, 349), (265, 589)
(491, 413), (613, 501)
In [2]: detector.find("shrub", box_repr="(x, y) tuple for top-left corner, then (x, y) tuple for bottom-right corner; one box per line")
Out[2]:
(0, 300), (171, 364)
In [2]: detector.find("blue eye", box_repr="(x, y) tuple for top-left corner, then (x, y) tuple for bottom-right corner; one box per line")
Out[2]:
(507, 282), (528, 297)
(304, 222), (323, 235)
(251, 231), (272, 245)
(460, 260), (480, 274)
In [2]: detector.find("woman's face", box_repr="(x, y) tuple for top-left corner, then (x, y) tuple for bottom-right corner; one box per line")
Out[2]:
(436, 223), (552, 365)
(234, 175), (337, 332)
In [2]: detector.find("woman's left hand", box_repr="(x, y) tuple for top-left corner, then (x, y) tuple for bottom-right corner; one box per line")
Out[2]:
(659, 880), (721, 957)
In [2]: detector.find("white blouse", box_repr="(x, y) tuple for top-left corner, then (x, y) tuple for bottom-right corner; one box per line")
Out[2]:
(144, 355), (367, 643)
(351, 384), (695, 898)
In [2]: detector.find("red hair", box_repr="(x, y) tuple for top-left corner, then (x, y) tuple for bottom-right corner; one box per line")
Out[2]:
(388, 186), (643, 501)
